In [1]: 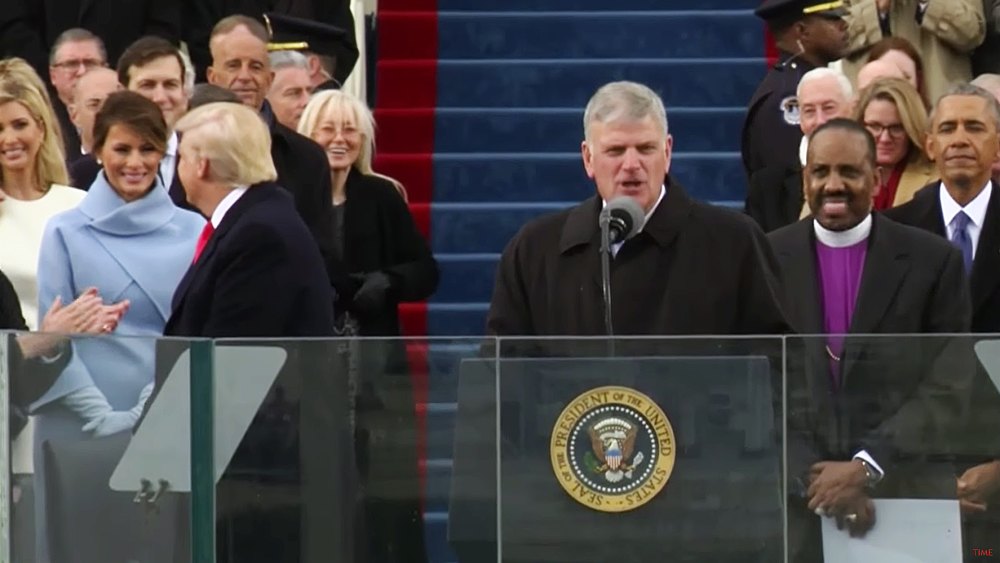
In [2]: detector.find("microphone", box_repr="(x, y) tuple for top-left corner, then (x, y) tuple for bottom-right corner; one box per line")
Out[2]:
(597, 196), (646, 341)
(600, 196), (646, 245)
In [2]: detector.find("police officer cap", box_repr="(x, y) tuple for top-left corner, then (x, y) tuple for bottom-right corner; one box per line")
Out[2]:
(264, 12), (350, 58)
(755, 0), (848, 21)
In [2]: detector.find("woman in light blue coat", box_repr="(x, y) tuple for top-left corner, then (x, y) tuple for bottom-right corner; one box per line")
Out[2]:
(32, 91), (204, 562)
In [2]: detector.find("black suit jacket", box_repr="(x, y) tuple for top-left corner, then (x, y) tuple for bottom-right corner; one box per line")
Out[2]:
(769, 214), (973, 563)
(182, 0), (358, 83)
(160, 183), (353, 563)
(745, 162), (803, 233)
(0, 0), (180, 79)
(768, 214), (972, 492)
(68, 153), (192, 211)
(885, 181), (1000, 464)
(268, 115), (333, 255)
(165, 182), (332, 336)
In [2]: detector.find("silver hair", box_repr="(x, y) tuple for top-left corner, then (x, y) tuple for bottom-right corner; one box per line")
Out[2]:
(583, 81), (668, 142)
(49, 28), (106, 65)
(930, 82), (1000, 131)
(268, 50), (310, 72)
(796, 67), (853, 101)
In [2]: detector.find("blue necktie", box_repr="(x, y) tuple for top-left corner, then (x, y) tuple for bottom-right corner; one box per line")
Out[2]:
(951, 211), (973, 274)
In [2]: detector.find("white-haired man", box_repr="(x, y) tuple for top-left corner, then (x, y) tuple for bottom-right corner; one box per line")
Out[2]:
(745, 67), (854, 231)
(486, 80), (788, 338)
(266, 50), (313, 130)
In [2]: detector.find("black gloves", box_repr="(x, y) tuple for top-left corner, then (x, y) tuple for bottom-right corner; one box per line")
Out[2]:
(351, 271), (393, 314)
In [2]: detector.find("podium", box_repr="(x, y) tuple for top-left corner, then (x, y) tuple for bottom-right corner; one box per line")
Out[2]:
(449, 341), (784, 563)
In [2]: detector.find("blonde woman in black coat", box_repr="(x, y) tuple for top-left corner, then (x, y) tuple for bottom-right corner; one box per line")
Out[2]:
(299, 89), (437, 563)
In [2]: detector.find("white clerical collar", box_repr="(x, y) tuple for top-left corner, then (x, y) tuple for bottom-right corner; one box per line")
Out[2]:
(939, 179), (992, 230)
(210, 186), (248, 228)
(813, 214), (872, 247)
(601, 184), (666, 233)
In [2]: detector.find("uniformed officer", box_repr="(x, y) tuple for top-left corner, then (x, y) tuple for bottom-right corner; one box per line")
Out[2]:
(265, 11), (358, 92)
(741, 0), (849, 188)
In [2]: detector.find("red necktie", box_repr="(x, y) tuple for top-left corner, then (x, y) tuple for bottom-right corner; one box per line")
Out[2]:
(192, 222), (215, 263)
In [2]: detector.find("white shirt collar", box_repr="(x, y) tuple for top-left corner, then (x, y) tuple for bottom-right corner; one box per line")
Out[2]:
(799, 136), (808, 167)
(210, 186), (248, 228)
(939, 180), (992, 229)
(601, 184), (667, 233)
(166, 131), (178, 157)
(813, 214), (872, 247)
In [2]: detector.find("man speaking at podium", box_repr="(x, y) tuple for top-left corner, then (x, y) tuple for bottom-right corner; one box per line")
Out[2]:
(486, 80), (789, 339)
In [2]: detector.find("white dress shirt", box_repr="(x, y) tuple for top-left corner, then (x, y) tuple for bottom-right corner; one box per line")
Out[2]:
(159, 132), (179, 190)
(210, 186), (249, 228)
(940, 180), (993, 260)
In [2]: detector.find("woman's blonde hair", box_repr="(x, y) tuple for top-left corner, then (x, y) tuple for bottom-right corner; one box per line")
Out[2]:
(297, 89), (407, 201)
(0, 57), (68, 190)
(174, 102), (277, 186)
(852, 77), (930, 165)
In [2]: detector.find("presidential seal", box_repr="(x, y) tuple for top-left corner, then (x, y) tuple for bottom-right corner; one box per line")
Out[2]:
(550, 386), (675, 513)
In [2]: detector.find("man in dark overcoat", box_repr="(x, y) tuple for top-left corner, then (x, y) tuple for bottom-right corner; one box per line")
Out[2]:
(487, 80), (789, 339)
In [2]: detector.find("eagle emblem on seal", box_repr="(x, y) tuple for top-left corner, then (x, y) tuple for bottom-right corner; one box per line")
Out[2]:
(586, 418), (645, 483)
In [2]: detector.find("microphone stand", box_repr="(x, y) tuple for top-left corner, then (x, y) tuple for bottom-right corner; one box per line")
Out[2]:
(598, 210), (615, 356)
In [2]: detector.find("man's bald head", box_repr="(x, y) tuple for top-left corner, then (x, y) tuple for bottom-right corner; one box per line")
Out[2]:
(856, 59), (905, 93)
(69, 67), (122, 153)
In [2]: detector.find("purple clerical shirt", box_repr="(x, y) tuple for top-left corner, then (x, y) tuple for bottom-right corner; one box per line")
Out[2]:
(815, 238), (867, 388)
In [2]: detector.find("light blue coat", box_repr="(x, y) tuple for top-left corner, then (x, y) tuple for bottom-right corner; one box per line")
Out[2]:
(33, 174), (205, 410)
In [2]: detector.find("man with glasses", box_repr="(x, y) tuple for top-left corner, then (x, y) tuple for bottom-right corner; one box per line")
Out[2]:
(47, 29), (108, 159)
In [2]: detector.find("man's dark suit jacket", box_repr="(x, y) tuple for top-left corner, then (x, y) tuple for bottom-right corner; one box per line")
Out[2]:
(886, 181), (1000, 560)
(182, 0), (358, 83)
(0, 0), (180, 79)
(768, 214), (973, 563)
(68, 154), (192, 211)
(266, 113), (333, 256)
(161, 183), (351, 563)
(745, 162), (804, 233)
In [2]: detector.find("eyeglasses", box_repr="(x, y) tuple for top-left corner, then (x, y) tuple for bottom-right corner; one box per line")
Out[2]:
(864, 122), (906, 139)
(51, 58), (105, 71)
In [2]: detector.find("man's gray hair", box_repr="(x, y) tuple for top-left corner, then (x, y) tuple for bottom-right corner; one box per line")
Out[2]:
(583, 81), (668, 142)
(930, 82), (1000, 131)
(796, 67), (853, 101)
(269, 50), (310, 72)
(49, 28), (107, 65)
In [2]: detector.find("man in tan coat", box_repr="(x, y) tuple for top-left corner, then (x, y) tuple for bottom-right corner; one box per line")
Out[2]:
(841, 0), (986, 103)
